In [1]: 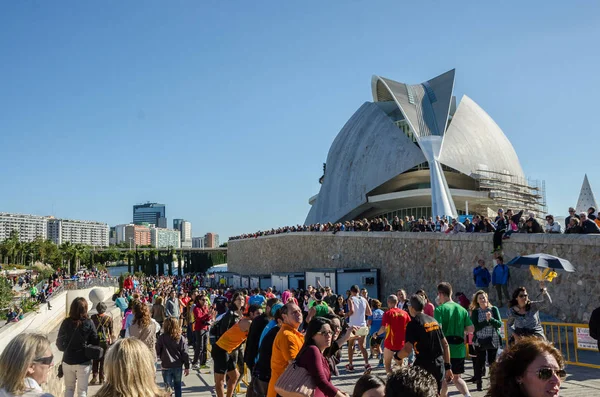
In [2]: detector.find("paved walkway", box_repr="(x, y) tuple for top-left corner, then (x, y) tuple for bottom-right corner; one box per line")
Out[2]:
(44, 302), (600, 396)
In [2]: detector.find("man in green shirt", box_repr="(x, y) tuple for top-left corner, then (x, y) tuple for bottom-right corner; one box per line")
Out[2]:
(305, 292), (332, 322)
(434, 282), (474, 397)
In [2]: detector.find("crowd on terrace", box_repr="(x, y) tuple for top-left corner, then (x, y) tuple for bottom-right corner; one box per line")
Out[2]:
(229, 206), (600, 240)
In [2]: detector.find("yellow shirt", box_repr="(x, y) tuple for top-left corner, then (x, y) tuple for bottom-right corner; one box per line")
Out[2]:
(267, 323), (304, 397)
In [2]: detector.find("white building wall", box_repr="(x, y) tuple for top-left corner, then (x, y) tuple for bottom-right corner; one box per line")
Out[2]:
(151, 228), (181, 248)
(0, 213), (49, 242)
(49, 219), (109, 246)
(115, 224), (129, 244)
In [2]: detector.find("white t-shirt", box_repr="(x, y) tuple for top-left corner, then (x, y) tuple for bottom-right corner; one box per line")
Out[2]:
(348, 295), (368, 327)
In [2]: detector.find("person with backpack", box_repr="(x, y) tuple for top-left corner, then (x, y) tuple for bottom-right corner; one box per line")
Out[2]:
(90, 302), (114, 385)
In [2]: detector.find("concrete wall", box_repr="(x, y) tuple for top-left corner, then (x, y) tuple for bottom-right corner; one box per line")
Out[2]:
(228, 232), (600, 323)
(0, 286), (117, 354)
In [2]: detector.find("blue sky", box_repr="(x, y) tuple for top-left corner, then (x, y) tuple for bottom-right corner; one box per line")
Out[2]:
(1, 1), (599, 240)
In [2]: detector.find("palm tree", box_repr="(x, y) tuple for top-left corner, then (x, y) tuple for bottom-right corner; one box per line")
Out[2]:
(60, 241), (75, 274)
(2, 230), (20, 265)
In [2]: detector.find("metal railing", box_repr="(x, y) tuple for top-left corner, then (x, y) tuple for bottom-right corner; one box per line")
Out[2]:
(501, 320), (599, 369)
(63, 277), (119, 290)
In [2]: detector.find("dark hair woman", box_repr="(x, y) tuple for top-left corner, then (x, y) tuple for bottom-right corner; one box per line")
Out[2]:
(507, 284), (547, 344)
(295, 317), (346, 397)
(352, 374), (385, 397)
(333, 295), (345, 318)
(56, 297), (99, 397)
(485, 338), (565, 397)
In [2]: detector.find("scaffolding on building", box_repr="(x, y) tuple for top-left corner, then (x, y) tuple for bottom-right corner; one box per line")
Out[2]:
(472, 169), (547, 217)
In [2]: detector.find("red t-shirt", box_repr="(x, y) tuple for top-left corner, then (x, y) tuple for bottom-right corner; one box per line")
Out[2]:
(182, 296), (191, 307)
(381, 307), (411, 351)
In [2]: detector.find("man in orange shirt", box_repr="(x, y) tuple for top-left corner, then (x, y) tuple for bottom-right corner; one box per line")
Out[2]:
(267, 303), (304, 397)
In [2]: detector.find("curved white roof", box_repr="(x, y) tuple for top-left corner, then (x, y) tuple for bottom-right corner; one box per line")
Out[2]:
(439, 95), (525, 180)
(307, 70), (528, 222)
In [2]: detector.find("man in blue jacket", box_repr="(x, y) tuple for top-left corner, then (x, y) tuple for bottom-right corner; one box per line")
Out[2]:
(491, 256), (510, 306)
(473, 259), (491, 294)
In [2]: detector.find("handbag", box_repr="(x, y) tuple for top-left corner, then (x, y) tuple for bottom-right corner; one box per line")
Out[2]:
(476, 336), (497, 350)
(274, 361), (316, 397)
(84, 344), (104, 360)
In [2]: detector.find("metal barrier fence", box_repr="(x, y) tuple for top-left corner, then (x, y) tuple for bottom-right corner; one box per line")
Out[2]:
(501, 320), (599, 369)
(63, 277), (119, 290)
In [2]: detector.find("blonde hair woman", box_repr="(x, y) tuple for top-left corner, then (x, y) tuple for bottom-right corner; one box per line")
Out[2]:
(94, 338), (169, 397)
(469, 290), (502, 391)
(0, 333), (54, 397)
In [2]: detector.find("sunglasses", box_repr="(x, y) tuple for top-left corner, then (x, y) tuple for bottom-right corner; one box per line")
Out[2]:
(317, 330), (334, 336)
(519, 294), (528, 298)
(531, 367), (567, 381)
(33, 355), (54, 365)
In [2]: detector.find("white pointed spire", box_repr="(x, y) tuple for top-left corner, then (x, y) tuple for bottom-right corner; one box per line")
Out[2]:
(576, 174), (599, 214)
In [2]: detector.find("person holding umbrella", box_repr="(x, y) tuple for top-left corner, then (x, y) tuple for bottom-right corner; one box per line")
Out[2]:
(507, 282), (548, 345)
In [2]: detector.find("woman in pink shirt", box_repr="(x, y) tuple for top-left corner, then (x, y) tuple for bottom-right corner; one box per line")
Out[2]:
(416, 290), (435, 317)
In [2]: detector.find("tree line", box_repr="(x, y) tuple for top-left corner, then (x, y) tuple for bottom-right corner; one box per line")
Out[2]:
(0, 230), (226, 276)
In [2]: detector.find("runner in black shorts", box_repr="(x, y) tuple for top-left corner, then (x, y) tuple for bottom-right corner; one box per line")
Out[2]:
(212, 344), (237, 374)
(394, 294), (453, 393)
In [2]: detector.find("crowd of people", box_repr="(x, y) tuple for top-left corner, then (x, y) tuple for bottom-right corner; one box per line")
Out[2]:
(229, 206), (600, 241)
(0, 267), (590, 397)
(3, 268), (114, 325)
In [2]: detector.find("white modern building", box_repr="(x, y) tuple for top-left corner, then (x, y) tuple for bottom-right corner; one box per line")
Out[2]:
(576, 174), (598, 214)
(306, 69), (546, 224)
(0, 213), (49, 242)
(173, 219), (192, 248)
(112, 224), (129, 245)
(47, 218), (109, 247)
(150, 227), (181, 249)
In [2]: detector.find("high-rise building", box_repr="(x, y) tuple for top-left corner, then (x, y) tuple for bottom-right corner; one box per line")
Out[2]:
(204, 232), (219, 248)
(192, 237), (204, 248)
(0, 213), (49, 242)
(124, 224), (151, 247)
(173, 219), (192, 248)
(133, 203), (166, 228)
(47, 218), (109, 246)
(150, 227), (181, 249)
(109, 227), (117, 245)
(114, 224), (129, 245)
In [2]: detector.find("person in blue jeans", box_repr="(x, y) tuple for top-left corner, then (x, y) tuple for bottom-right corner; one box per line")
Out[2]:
(491, 255), (510, 307)
(156, 317), (190, 397)
(473, 259), (491, 294)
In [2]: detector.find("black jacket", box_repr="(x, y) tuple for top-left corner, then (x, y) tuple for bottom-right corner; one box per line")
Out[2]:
(581, 219), (600, 234)
(244, 313), (269, 369)
(57, 318), (99, 365)
(255, 325), (280, 381)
